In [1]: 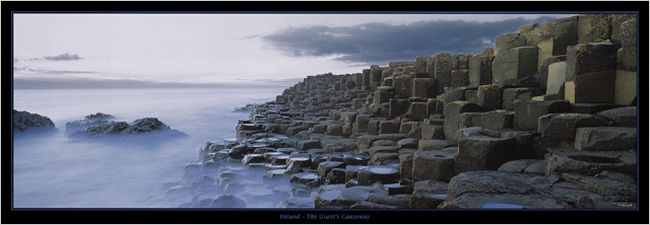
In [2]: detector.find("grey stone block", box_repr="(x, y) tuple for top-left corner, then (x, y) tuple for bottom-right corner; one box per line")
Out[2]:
(575, 127), (636, 151)
(443, 101), (483, 141)
(455, 136), (518, 174)
(477, 84), (504, 111)
(481, 110), (514, 129)
(492, 46), (538, 84)
(513, 100), (572, 131)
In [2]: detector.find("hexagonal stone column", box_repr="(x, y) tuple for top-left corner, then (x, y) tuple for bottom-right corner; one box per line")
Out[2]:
(455, 136), (517, 174)
(412, 150), (456, 182)
(443, 101), (482, 141)
(492, 46), (538, 84)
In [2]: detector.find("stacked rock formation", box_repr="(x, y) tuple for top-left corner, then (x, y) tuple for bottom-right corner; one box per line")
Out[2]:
(65, 113), (185, 136)
(205, 14), (637, 209)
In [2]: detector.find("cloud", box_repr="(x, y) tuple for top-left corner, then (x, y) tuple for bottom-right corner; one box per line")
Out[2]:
(30, 52), (83, 61)
(240, 34), (262, 39)
(262, 16), (560, 64)
(13, 65), (96, 74)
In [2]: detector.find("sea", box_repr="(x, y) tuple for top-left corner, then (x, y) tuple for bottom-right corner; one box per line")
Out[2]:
(12, 87), (290, 208)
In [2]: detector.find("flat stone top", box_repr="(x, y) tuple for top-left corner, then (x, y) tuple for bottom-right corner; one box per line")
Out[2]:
(577, 126), (636, 132)
(546, 148), (635, 162)
(484, 109), (514, 115)
(343, 155), (367, 160)
(364, 166), (399, 175)
(263, 152), (286, 157)
(338, 185), (388, 202)
(250, 143), (269, 148)
(346, 165), (367, 171)
(319, 161), (344, 167)
(414, 180), (449, 193)
(293, 172), (319, 180)
(414, 148), (457, 159)
(596, 106), (636, 116)
(289, 156), (310, 161)
(273, 155), (290, 160)
(461, 135), (510, 142)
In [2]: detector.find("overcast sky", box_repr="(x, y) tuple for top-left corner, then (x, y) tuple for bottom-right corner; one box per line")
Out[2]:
(13, 14), (571, 86)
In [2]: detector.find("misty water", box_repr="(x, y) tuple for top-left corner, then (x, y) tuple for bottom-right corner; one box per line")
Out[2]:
(13, 87), (290, 208)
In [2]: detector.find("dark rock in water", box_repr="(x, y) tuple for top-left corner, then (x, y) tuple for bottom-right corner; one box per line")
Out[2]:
(86, 121), (130, 134)
(65, 112), (116, 134)
(13, 109), (55, 132)
(209, 194), (246, 208)
(65, 113), (184, 137)
(84, 112), (115, 120)
(127, 117), (170, 133)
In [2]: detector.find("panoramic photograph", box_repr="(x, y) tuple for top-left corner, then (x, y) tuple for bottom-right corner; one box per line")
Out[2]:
(11, 13), (638, 210)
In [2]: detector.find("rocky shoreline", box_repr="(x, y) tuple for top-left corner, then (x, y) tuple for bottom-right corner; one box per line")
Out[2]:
(195, 14), (638, 209)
